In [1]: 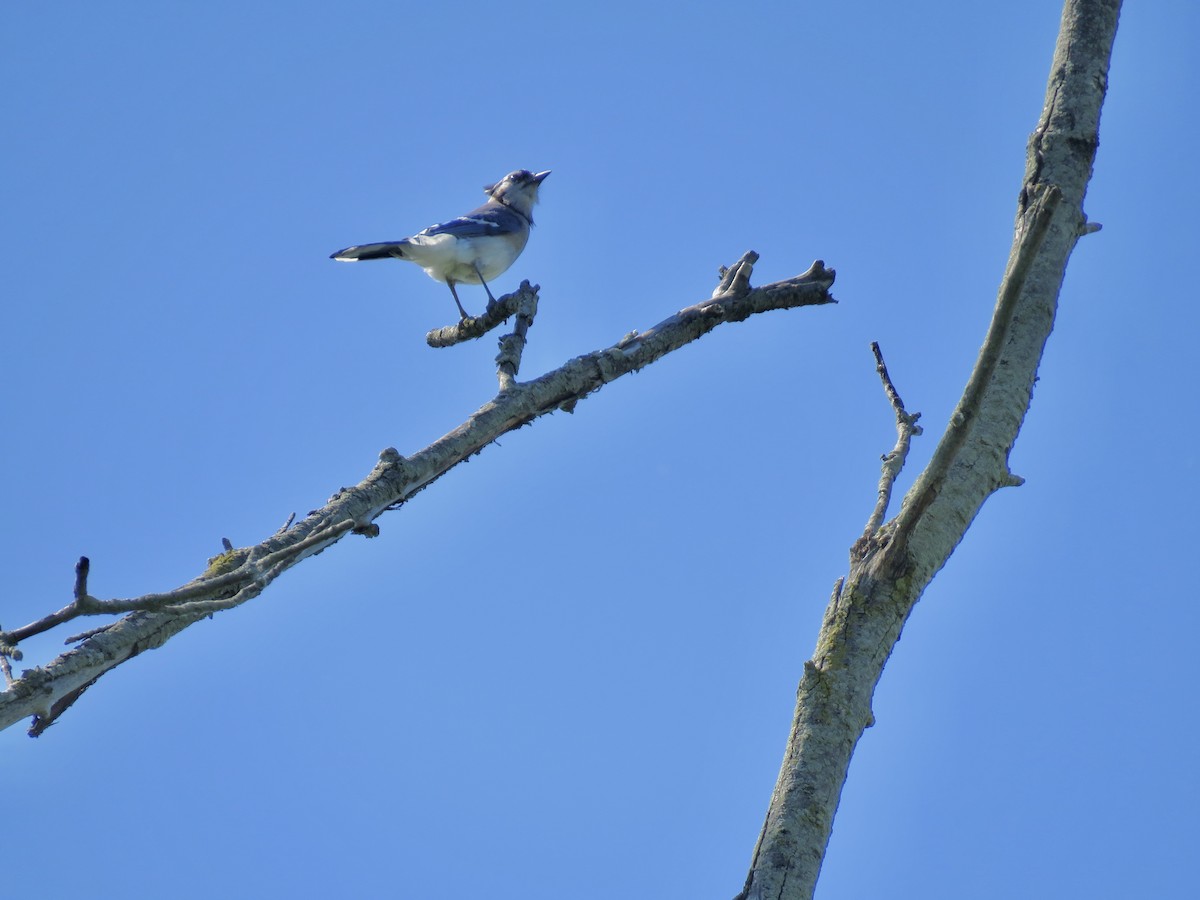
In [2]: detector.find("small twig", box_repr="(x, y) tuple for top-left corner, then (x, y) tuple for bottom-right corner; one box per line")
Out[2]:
(74, 557), (90, 602)
(853, 343), (922, 560)
(870, 341), (908, 415)
(611, 257), (835, 359)
(1, 603), (77, 647)
(71, 520), (353, 620)
(713, 251), (759, 298)
(0, 653), (14, 687)
(57, 520), (356, 624)
(1, 554), (252, 646)
(0, 555), (101, 646)
(496, 287), (540, 391)
(63, 623), (119, 645)
(426, 282), (539, 348)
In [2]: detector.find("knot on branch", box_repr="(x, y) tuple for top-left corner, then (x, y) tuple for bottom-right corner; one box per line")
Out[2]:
(0, 635), (22, 663)
(352, 520), (381, 538)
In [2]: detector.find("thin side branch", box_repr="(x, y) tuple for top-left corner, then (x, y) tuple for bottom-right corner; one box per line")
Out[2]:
(853, 343), (922, 560)
(73, 557), (90, 603)
(6, 518), (360, 649)
(425, 282), (538, 348)
(496, 284), (539, 390)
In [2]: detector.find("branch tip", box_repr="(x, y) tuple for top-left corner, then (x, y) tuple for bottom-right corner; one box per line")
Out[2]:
(800, 259), (835, 285)
(73, 557), (90, 602)
(856, 342), (922, 552)
(63, 624), (114, 645)
(712, 251), (760, 297)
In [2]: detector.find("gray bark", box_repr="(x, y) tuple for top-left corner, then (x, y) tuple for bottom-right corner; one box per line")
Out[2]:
(0, 262), (834, 734)
(735, 2), (1122, 898)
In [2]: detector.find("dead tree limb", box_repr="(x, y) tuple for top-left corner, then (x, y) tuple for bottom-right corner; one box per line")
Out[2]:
(0, 255), (835, 736)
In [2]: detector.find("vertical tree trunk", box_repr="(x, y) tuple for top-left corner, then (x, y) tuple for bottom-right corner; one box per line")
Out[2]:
(736, 2), (1122, 898)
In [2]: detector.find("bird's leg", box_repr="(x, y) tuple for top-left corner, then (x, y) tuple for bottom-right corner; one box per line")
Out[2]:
(473, 264), (498, 304)
(447, 281), (469, 320)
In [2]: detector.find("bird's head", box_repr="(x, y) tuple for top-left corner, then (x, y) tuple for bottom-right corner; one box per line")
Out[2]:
(485, 169), (551, 223)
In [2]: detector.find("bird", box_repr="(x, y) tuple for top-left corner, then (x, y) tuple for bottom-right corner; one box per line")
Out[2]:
(330, 169), (551, 319)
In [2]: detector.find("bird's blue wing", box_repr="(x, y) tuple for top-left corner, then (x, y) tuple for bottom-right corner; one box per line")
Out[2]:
(418, 205), (523, 239)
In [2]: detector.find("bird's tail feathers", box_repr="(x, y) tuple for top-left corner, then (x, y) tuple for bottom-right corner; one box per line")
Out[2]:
(330, 241), (409, 262)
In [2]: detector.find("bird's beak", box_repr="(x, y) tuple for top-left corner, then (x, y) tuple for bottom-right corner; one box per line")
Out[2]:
(532, 170), (551, 183)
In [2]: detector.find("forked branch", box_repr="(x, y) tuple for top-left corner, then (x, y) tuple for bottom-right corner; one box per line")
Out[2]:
(852, 342), (923, 560)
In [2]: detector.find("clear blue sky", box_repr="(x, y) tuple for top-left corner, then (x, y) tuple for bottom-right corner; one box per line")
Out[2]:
(3, 3), (1196, 898)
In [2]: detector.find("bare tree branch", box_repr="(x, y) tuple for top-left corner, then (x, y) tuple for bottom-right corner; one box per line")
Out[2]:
(853, 342), (923, 560)
(0, 255), (835, 736)
(736, 2), (1122, 898)
(496, 283), (540, 391)
(425, 281), (537, 348)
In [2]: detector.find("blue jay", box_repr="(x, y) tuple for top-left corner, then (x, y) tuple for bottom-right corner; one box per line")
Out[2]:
(331, 169), (550, 319)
